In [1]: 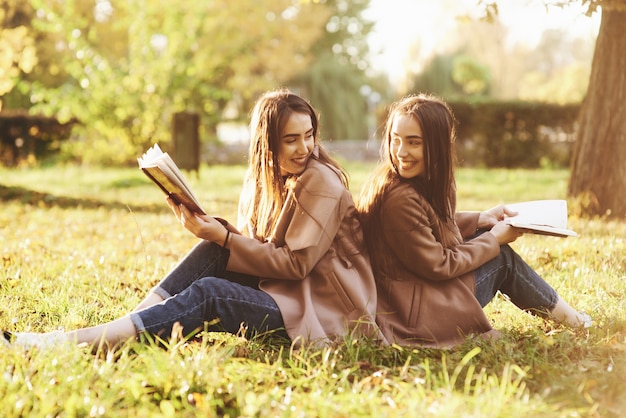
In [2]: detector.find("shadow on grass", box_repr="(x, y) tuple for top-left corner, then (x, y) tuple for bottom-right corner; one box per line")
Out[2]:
(0, 184), (165, 213)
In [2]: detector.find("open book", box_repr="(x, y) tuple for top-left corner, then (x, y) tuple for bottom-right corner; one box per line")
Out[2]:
(137, 144), (206, 215)
(505, 200), (577, 237)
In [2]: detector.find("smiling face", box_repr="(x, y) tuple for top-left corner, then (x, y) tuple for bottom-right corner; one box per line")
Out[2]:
(277, 112), (315, 176)
(389, 114), (425, 179)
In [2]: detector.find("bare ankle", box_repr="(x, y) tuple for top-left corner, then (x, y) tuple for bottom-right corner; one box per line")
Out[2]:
(133, 292), (165, 312)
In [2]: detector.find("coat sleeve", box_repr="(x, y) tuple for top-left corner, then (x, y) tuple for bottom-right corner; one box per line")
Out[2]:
(226, 164), (346, 280)
(382, 187), (500, 282)
(455, 212), (480, 238)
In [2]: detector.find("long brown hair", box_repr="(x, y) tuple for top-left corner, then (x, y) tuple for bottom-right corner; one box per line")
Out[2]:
(356, 93), (457, 277)
(238, 89), (348, 239)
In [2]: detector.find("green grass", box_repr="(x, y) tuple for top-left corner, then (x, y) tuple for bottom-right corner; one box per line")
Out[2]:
(1, 163), (625, 417)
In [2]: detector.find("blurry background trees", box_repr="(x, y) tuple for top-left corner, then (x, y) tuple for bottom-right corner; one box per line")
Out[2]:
(1, 0), (622, 218)
(0, 0), (39, 110)
(0, 0), (384, 163)
(408, 10), (594, 103)
(1, 0), (596, 162)
(291, 0), (378, 141)
(23, 0), (332, 164)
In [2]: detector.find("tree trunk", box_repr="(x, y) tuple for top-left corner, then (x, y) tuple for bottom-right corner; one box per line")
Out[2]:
(568, 8), (626, 218)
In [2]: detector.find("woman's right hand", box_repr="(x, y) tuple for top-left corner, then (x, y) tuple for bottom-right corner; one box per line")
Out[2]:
(489, 220), (524, 245)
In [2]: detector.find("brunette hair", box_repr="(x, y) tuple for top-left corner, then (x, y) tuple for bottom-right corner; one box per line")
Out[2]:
(356, 93), (457, 277)
(238, 89), (348, 239)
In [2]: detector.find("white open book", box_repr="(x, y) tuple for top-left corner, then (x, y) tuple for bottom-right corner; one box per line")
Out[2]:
(137, 144), (206, 214)
(505, 200), (578, 237)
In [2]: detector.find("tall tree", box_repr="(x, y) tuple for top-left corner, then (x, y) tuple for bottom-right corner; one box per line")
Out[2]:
(479, 0), (625, 218)
(568, 0), (626, 218)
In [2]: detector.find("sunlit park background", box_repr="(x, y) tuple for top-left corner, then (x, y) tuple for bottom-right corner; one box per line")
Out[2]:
(1, 0), (625, 417)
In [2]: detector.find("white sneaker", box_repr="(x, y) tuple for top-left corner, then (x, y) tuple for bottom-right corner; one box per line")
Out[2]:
(11, 331), (69, 349)
(578, 312), (593, 329)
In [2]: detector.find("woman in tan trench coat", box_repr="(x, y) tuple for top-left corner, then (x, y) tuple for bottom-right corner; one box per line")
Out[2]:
(4, 89), (381, 350)
(356, 93), (591, 348)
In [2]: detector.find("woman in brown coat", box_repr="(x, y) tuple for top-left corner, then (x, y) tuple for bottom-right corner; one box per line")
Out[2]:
(356, 93), (590, 348)
(4, 90), (381, 349)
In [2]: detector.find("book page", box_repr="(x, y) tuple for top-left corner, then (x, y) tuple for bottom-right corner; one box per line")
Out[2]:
(505, 200), (568, 228)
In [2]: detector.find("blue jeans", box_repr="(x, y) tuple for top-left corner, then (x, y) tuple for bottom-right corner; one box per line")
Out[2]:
(129, 241), (289, 342)
(474, 244), (558, 315)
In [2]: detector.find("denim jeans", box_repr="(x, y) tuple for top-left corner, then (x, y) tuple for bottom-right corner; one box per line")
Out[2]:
(129, 240), (289, 341)
(474, 244), (558, 315)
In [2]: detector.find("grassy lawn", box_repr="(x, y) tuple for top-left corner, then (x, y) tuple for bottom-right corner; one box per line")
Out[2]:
(1, 162), (624, 417)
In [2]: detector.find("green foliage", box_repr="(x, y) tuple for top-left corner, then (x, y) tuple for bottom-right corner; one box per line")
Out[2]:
(3, 0), (384, 164)
(407, 5), (595, 104)
(23, 0), (330, 164)
(450, 101), (580, 168)
(411, 54), (459, 97)
(412, 52), (491, 99)
(308, 0), (374, 69)
(451, 55), (491, 96)
(519, 63), (590, 104)
(0, 0), (38, 110)
(295, 53), (369, 140)
(292, 0), (377, 140)
(1, 163), (625, 416)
